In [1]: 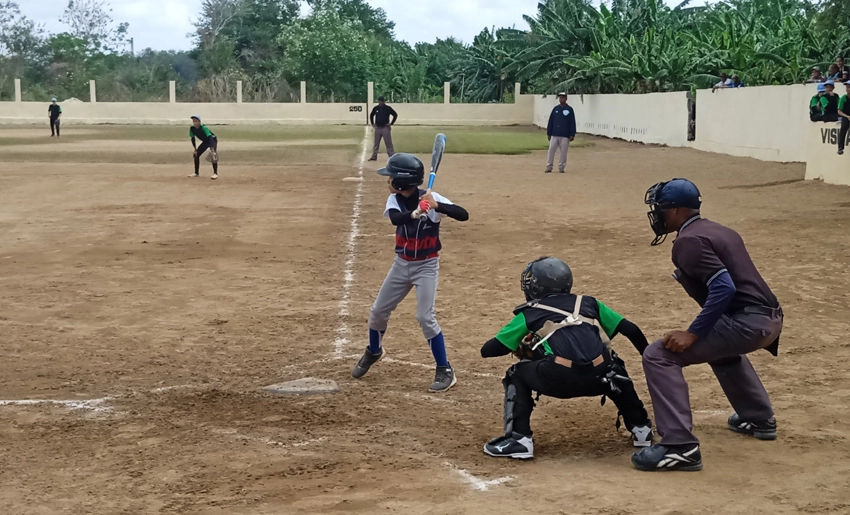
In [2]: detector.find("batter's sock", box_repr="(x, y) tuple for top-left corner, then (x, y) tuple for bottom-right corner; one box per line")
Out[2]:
(428, 332), (449, 367)
(368, 328), (385, 354)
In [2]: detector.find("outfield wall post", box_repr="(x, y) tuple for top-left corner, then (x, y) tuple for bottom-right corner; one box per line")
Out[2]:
(515, 83), (521, 103)
(90, 80), (96, 103)
(237, 81), (243, 103)
(169, 81), (176, 103)
(444, 82), (450, 104)
(300, 81), (306, 103)
(14, 79), (21, 102)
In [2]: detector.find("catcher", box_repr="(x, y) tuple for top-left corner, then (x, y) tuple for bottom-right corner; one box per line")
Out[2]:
(480, 257), (653, 459)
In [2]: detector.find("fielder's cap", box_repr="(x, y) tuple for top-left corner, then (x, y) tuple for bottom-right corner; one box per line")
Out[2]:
(190, 115), (201, 120)
(817, 83), (827, 92)
(51, 97), (57, 101)
(825, 80), (835, 86)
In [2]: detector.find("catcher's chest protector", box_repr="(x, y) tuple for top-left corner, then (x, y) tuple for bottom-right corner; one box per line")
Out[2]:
(526, 295), (611, 352)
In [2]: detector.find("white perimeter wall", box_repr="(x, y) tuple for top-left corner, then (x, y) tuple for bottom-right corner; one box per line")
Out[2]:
(0, 96), (534, 126)
(534, 92), (690, 147)
(691, 84), (819, 163)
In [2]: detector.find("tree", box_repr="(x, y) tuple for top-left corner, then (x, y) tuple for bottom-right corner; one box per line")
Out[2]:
(306, 0), (395, 40)
(60, 0), (129, 53)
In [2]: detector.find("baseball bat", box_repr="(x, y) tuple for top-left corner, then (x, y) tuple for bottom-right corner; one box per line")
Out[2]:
(413, 133), (446, 220)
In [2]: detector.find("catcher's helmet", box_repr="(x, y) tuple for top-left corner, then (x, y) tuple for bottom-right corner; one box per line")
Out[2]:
(644, 178), (701, 246)
(377, 153), (424, 191)
(521, 257), (574, 302)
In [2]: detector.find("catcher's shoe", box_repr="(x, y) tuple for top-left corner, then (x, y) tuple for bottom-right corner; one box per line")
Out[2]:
(631, 424), (654, 448)
(728, 413), (777, 440)
(632, 444), (703, 472)
(429, 364), (456, 392)
(351, 347), (384, 379)
(211, 173), (218, 180)
(484, 433), (534, 459)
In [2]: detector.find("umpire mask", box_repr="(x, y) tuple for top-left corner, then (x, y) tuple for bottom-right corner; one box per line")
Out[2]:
(644, 179), (702, 246)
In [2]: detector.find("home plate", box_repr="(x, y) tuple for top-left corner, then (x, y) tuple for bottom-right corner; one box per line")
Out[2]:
(264, 377), (339, 394)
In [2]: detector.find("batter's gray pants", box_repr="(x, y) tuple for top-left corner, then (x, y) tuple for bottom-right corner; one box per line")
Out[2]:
(372, 125), (395, 160)
(546, 136), (570, 172)
(642, 311), (783, 446)
(369, 256), (441, 340)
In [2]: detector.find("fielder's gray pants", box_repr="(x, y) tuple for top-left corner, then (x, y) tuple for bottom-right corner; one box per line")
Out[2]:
(372, 125), (395, 159)
(642, 312), (783, 446)
(546, 136), (570, 171)
(369, 256), (440, 340)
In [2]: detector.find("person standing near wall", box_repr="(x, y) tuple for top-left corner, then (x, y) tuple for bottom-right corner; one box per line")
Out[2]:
(48, 98), (62, 138)
(545, 92), (576, 173)
(837, 82), (850, 155)
(821, 81), (840, 122)
(369, 96), (397, 162)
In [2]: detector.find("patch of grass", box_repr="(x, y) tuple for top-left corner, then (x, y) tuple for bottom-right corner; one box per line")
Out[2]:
(388, 126), (592, 155)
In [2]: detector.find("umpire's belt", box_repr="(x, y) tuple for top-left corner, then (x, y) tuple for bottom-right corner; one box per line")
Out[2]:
(737, 305), (783, 318)
(554, 354), (605, 370)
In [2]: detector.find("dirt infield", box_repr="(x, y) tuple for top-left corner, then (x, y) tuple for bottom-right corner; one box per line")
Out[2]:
(0, 125), (848, 514)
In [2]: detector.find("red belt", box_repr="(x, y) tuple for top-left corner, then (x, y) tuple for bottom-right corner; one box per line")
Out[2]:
(399, 252), (439, 262)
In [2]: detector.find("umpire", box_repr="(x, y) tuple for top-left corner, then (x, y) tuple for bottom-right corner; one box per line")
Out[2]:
(634, 178), (783, 472)
(369, 96), (397, 161)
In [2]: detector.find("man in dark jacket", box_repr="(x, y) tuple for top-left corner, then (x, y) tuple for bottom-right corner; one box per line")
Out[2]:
(545, 93), (577, 173)
(369, 96), (397, 161)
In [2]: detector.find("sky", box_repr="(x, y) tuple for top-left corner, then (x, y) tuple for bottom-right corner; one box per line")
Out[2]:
(19, 0), (541, 52)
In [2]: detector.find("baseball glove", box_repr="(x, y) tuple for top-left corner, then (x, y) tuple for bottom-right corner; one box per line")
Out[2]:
(205, 149), (219, 164)
(513, 333), (541, 360)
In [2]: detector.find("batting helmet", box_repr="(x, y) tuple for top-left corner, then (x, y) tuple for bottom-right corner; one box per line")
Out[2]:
(521, 257), (574, 302)
(377, 153), (424, 191)
(645, 178), (702, 246)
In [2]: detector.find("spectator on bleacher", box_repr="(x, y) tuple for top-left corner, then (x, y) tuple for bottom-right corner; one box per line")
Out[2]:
(711, 72), (732, 92)
(827, 64), (841, 81)
(729, 75), (746, 88)
(806, 67), (825, 83)
(810, 83), (827, 121)
(822, 81), (840, 122)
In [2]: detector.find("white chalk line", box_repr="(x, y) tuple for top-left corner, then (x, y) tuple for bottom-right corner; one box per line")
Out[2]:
(208, 427), (327, 450)
(333, 126), (370, 359)
(0, 397), (114, 413)
(442, 462), (514, 491)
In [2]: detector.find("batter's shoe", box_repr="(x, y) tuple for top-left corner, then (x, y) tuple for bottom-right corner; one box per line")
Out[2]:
(188, 173), (199, 177)
(351, 347), (384, 379)
(368, 156), (378, 161)
(631, 424), (654, 448)
(484, 433), (534, 459)
(429, 365), (457, 392)
(728, 413), (777, 440)
(211, 173), (218, 180)
(544, 168), (553, 173)
(632, 444), (703, 472)
(558, 169), (565, 173)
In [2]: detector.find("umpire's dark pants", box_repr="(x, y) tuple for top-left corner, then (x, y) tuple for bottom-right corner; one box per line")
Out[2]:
(642, 310), (782, 446)
(839, 118), (850, 152)
(509, 354), (649, 437)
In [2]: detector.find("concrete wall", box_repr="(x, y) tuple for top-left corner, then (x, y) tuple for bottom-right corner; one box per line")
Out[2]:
(0, 96), (534, 126)
(691, 84), (818, 163)
(0, 101), (369, 125)
(532, 92), (690, 147)
(805, 121), (850, 186)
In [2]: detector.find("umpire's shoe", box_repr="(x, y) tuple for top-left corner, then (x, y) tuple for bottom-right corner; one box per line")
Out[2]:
(728, 413), (777, 440)
(484, 433), (534, 459)
(429, 364), (457, 392)
(632, 444), (703, 472)
(351, 347), (384, 379)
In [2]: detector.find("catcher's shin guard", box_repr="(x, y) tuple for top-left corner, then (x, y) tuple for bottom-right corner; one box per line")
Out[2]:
(503, 380), (517, 437)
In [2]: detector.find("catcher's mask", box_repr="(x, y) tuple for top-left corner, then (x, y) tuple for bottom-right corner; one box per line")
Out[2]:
(377, 153), (425, 191)
(644, 178), (702, 246)
(520, 257), (573, 302)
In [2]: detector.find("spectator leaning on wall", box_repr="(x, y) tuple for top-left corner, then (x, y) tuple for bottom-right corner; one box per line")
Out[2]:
(711, 72), (732, 92)
(806, 67), (825, 83)
(729, 75), (746, 88)
(827, 64), (841, 81)
(836, 56), (850, 77)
